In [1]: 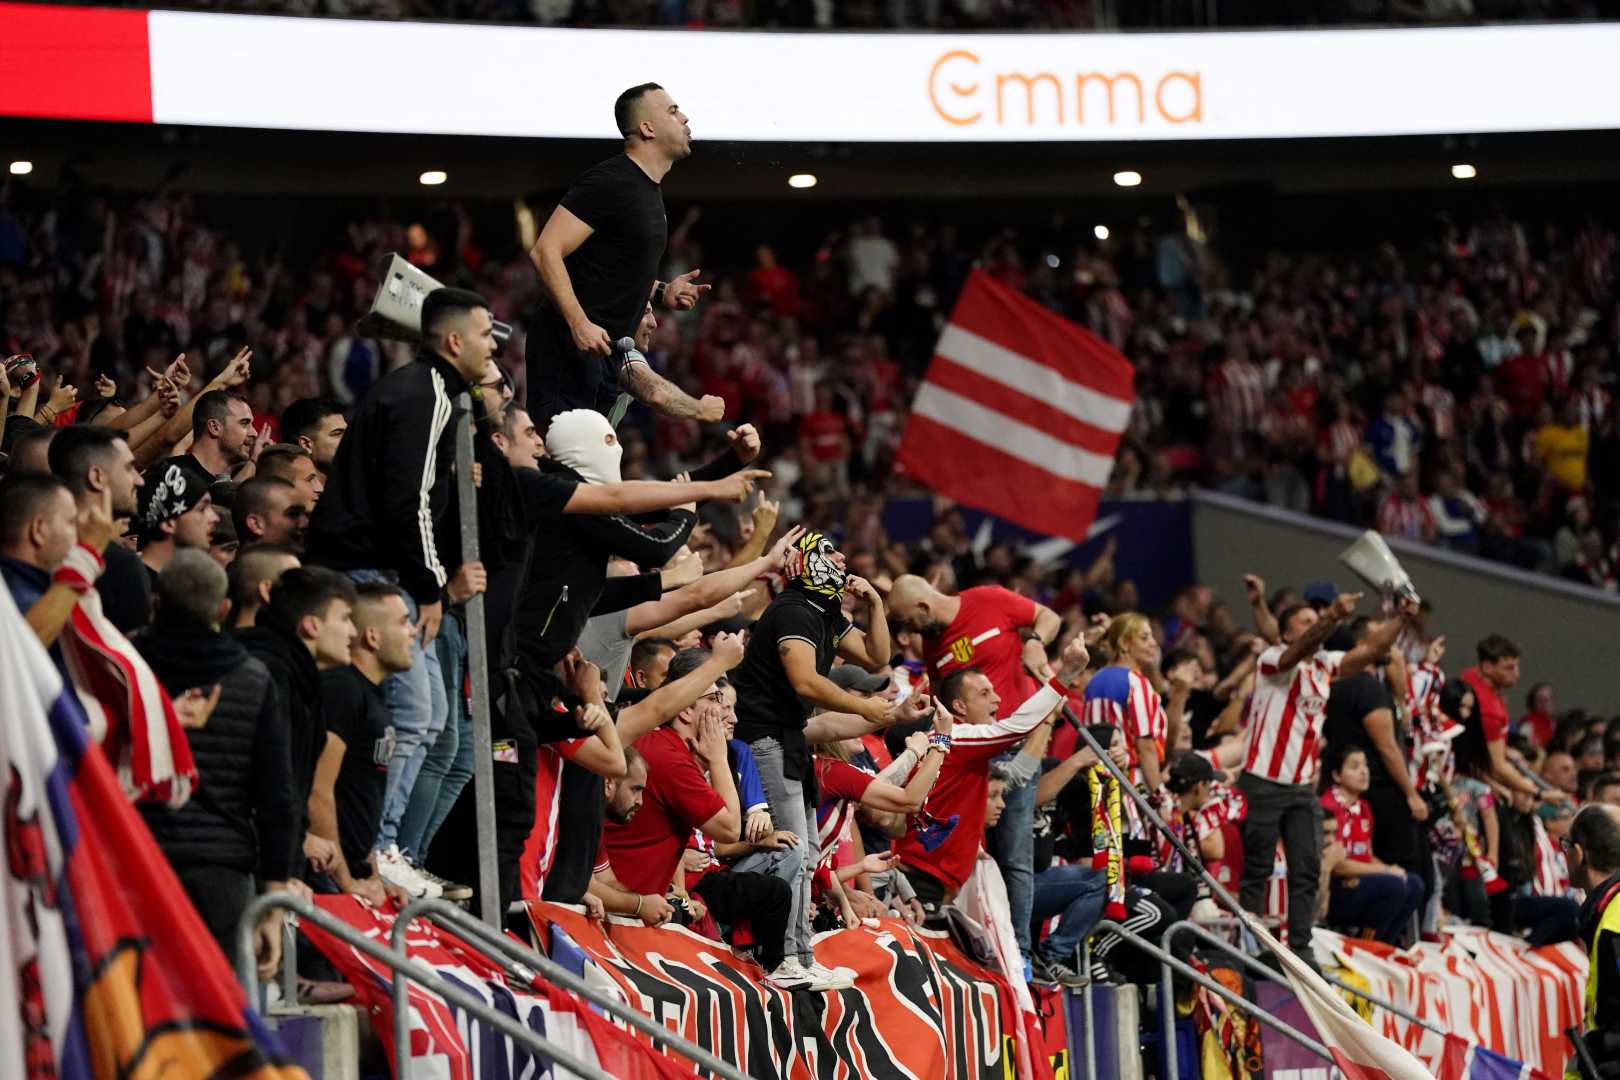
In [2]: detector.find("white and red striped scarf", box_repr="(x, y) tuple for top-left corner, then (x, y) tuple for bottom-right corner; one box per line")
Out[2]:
(54, 543), (196, 808)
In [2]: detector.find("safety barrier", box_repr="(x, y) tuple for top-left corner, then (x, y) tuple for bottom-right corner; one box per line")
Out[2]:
(1078, 918), (1333, 1080)
(389, 897), (751, 1080)
(235, 892), (597, 1080)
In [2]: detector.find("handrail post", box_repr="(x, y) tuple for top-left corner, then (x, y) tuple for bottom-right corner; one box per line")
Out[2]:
(392, 897), (754, 1080)
(1160, 949), (1177, 1079)
(1081, 936), (1097, 1080)
(1093, 919), (1335, 1063)
(453, 392), (501, 929)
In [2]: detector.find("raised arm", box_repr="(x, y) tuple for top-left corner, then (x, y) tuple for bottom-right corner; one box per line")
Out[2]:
(562, 470), (770, 516)
(1338, 597), (1418, 678)
(616, 632), (745, 744)
(621, 360), (723, 422)
(1276, 591), (1358, 670)
(1243, 574), (1281, 645)
(836, 576), (891, 671)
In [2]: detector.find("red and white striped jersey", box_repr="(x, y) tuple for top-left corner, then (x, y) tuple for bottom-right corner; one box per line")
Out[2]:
(1083, 665), (1167, 786)
(1213, 357), (1268, 433)
(1241, 644), (1345, 786)
(1531, 814), (1571, 898)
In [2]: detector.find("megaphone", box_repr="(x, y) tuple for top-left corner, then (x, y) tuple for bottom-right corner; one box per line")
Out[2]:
(1338, 529), (1420, 604)
(356, 253), (512, 349)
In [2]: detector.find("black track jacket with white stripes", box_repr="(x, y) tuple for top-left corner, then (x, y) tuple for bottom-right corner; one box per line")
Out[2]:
(306, 350), (470, 605)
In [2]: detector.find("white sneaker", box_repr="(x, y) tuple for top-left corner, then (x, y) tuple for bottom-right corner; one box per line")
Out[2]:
(377, 844), (441, 899)
(804, 961), (854, 991)
(765, 957), (817, 991)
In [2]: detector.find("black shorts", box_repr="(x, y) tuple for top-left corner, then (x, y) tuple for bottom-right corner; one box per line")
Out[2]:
(524, 308), (624, 430)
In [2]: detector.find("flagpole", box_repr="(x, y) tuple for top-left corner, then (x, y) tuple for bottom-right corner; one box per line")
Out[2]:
(454, 393), (501, 928)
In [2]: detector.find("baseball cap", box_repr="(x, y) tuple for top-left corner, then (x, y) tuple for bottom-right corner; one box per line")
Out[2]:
(138, 456), (215, 536)
(829, 664), (890, 695)
(1167, 751), (1218, 792)
(1302, 581), (1338, 607)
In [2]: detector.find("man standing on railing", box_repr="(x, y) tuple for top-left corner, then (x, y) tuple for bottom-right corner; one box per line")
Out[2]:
(1237, 592), (1417, 959)
(526, 84), (720, 430)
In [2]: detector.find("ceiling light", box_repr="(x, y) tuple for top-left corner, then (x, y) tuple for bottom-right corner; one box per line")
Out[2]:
(418, 169), (447, 186)
(788, 173), (817, 189)
(1094, 225), (1111, 241)
(1451, 163), (1477, 180)
(1113, 170), (1141, 188)
(9, 160), (33, 176)
(1044, 253), (1060, 269)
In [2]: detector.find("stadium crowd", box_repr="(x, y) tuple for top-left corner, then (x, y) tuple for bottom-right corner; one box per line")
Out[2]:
(1, 83), (1617, 1026)
(59, 0), (1615, 29)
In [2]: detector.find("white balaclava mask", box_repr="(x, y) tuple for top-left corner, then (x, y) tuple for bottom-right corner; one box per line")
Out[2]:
(545, 408), (623, 485)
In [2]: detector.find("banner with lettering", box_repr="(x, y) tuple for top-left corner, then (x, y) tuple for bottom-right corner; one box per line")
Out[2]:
(529, 903), (1055, 1080)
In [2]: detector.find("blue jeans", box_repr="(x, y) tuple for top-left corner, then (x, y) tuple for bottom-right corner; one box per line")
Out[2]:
(396, 606), (469, 861)
(350, 571), (447, 854)
(1032, 863), (1107, 967)
(1328, 872), (1425, 945)
(747, 736), (815, 965)
(987, 757), (1037, 958)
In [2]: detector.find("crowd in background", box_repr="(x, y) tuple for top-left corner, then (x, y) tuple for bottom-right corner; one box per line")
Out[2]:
(53, 0), (1620, 29)
(4, 181), (1619, 596)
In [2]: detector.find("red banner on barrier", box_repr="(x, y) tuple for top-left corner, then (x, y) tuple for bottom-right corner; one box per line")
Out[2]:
(529, 902), (1057, 1080)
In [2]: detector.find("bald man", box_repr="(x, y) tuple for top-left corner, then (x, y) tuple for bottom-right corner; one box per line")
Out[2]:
(887, 572), (1061, 967)
(526, 82), (716, 429)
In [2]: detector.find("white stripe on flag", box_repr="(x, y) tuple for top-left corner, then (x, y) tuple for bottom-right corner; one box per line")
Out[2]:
(936, 323), (1133, 434)
(912, 383), (1116, 487)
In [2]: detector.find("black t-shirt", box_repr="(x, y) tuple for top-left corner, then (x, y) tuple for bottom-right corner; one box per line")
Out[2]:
(553, 154), (667, 341)
(320, 666), (394, 880)
(1324, 671), (1398, 788)
(731, 589), (851, 781)
(541, 760), (605, 905)
(101, 541), (152, 634)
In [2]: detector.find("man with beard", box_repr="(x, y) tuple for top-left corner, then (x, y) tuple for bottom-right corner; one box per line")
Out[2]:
(586, 749), (661, 924)
(48, 426), (151, 632)
(184, 391), (257, 480)
(280, 397), (347, 481)
(527, 84), (718, 428)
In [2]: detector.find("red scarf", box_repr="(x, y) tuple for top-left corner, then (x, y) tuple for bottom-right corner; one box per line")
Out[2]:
(53, 543), (197, 807)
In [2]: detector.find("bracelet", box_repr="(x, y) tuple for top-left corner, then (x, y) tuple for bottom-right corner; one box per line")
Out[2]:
(633, 894), (643, 917)
(652, 280), (668, 307)
(927, 732), (952, 754)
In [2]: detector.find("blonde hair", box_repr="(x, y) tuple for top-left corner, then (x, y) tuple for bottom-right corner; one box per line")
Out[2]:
(814, 739), (855, 763)
(1102, 612), (1152, 667)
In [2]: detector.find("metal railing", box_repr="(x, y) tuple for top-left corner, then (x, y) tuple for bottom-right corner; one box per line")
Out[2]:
(1079, 918), (1335, 1080)
(1156, 918), (1449, 1080)
(390, 897), (752, 1080)
(236, 893), (598, 1080)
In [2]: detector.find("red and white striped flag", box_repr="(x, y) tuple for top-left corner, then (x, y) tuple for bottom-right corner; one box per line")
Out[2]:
(896, 271), (1135, 542)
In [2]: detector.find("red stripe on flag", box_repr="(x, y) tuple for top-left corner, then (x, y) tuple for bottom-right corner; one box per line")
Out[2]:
(897, 271), (1133, 542)
(1330, 1051), (1402, 1080)
(925, 356), (1125, 456)
(897, 412), (1101, 542)
(947, 272), (1135, 402)
(0, 3), (153, 122)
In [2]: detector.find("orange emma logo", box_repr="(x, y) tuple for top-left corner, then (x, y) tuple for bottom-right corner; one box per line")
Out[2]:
(927, 49), (1203, 128)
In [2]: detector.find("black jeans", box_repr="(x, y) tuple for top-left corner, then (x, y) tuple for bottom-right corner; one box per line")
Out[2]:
(176, 864), (255, 963)
(524, 309), (625, 431)
(693, 869), (793, 974)
(1237, 772), (1323, 951)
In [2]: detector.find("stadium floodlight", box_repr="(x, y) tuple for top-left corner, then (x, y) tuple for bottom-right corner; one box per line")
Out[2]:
(1113, 170), (1142, 187)
(788, 173), (817, 189)
(419, 170), (448, 186)
(9, 161), (32, 176)
(1451, 163), (1477, 180)
(1094, 225), (1111, 240)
